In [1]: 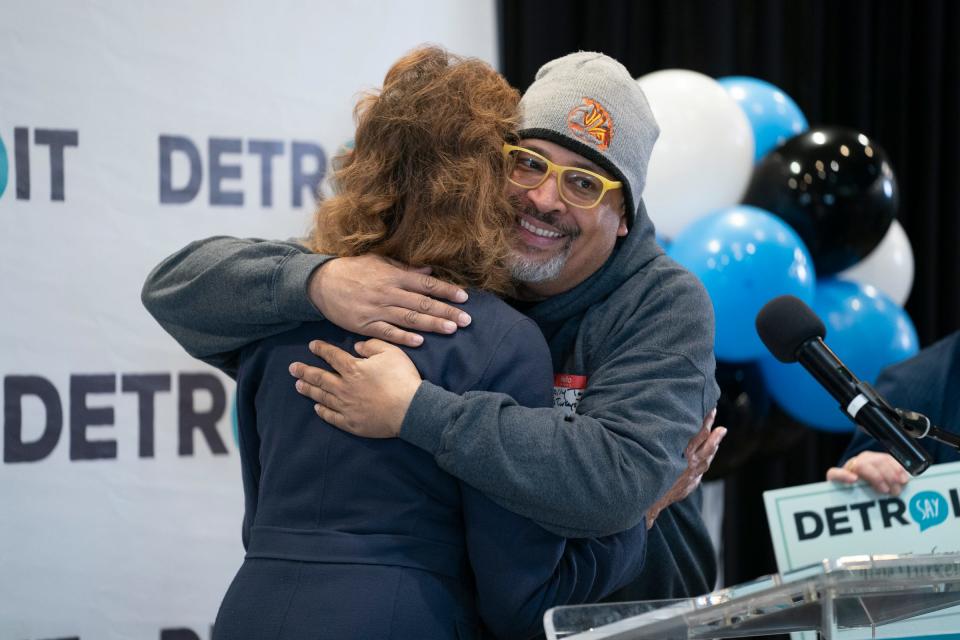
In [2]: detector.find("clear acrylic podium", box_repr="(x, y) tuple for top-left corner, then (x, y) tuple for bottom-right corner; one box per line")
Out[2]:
(544, 553), (960, 639)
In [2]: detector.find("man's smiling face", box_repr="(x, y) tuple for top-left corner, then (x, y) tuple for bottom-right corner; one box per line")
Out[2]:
(508, 138), (629, 298)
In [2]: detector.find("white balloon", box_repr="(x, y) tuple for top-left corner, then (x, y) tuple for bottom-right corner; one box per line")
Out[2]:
(637, 69), (755, 238)
(838, 219), (915, 305)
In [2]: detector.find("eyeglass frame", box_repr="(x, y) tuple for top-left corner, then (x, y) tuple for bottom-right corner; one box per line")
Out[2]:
(501, 143), (623, 209)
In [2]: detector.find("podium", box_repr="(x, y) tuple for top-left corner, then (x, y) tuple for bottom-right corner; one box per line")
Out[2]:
(544, 553), (960, 639)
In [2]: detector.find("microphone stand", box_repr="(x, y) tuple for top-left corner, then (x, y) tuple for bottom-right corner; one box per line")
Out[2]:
(893, 408), (960, 453)
(861, 381), (960, 454)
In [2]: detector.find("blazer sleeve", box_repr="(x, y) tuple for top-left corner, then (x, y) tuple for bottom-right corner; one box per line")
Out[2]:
(838, 332), (960, 466)
(462, 486), (647, 640)
(141, 236), (332, 377)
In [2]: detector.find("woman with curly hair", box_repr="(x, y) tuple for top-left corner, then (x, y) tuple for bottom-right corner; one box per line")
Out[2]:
(211, 47), (646, 640)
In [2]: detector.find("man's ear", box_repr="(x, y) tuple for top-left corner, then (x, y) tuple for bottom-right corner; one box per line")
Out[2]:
(617, 212), (629, 237)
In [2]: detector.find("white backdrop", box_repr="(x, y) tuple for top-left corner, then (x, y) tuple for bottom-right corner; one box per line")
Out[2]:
(0, 2), (497, 637)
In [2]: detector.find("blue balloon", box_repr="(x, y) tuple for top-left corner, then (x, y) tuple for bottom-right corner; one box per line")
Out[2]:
(718, 76), (808, 162)
(759, 279), (920, 432)
(668, 206), (816, 361)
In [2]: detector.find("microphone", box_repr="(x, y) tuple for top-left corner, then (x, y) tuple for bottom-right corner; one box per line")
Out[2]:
(755, 295), (932, 476)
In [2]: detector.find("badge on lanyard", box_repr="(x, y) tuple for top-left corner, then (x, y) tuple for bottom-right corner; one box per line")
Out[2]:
(554, 373), (587, 416)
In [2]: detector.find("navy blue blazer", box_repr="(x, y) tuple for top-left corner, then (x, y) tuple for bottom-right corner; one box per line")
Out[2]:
(840, 330), (960, 466)
(213, 290), (647, 640)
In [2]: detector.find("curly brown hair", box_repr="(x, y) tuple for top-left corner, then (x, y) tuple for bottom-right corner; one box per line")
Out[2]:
(306, 46), (520, 295)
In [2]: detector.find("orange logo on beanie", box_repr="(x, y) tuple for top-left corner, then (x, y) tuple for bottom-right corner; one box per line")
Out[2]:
(567, 98), (613, 150)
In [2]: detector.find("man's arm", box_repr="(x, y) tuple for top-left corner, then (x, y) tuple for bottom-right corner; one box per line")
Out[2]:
(292, 264), (719, 538)
(300, 335), (715, 538)
(142, 237), (472, 376)
(403, 353), (712, 537)
(142, 237), (328, 376)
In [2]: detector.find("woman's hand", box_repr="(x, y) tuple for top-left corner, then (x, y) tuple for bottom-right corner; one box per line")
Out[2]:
(308, 255), (472, 347)
(646, 409), (725, 529)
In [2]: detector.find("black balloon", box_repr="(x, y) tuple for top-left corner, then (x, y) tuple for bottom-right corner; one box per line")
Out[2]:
(704, 361), (772, 481)
(743, 127), (898, 275)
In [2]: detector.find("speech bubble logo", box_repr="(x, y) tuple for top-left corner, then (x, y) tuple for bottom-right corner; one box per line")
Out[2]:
(909, 491), (948, 532)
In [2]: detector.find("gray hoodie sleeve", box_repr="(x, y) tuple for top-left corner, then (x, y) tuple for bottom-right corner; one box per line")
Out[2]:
(401, 357), (713, 539)
(141, 236), (332, 377)
(400, 277), (718, 539)
(401, 366), (709, 538)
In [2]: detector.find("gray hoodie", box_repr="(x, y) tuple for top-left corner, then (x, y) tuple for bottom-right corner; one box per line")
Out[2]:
(397, 203), (721, 598)
(143, 204), (720, 597)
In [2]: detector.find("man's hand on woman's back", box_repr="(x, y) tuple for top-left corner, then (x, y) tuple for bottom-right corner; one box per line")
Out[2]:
(289, 339), (420, 438)
(309, 255), (473, 347)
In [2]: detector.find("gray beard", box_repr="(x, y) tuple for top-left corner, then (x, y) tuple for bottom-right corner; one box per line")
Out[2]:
(509, 244), (572, 283)
(508, 202), (579, 283)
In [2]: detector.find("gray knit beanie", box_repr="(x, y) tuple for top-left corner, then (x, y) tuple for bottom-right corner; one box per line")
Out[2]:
(518, 52), (659, 224)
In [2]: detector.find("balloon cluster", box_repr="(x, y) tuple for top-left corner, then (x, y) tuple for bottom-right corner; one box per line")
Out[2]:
(637, 71), (919, 439)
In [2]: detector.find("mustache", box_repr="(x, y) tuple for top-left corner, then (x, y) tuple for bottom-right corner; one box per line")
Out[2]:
(508, 195), (581, 238)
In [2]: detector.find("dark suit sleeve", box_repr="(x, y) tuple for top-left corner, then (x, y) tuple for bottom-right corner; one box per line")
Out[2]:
(462, 488), (647, 640)
(606, 490), (715, 601)
(459, 319), (647, 639)
(839, 333), (960, 466)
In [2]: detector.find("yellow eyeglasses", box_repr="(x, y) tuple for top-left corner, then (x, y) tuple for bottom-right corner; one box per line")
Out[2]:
(502, 143), (622, 209)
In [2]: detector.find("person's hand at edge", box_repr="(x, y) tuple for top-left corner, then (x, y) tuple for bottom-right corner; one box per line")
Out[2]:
(309, 254), (472, 347)
(825, 450), (910, 496)
(289, 339), (421, 437)
(646, 409), (725, 530)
